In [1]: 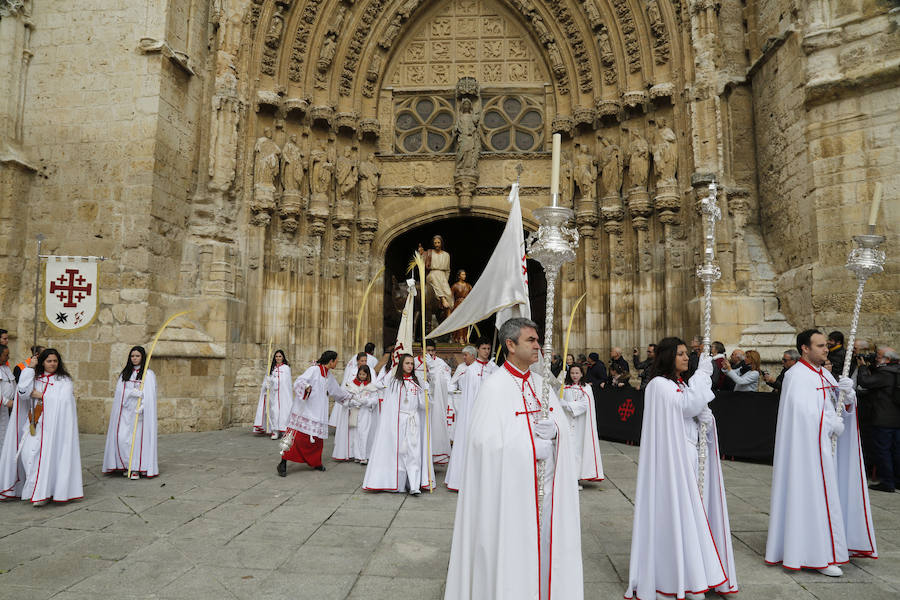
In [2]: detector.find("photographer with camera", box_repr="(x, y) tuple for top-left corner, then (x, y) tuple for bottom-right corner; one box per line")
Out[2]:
(763, 349), (799, 395)
(856, 347), (900, 493)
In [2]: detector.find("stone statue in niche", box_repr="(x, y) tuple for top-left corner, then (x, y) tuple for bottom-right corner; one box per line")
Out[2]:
(647, 0), (665, 37)
(252, 127), (281, 220)
(626, 129), (649, 190)
(582, 0), (603, 30)
(379, 15), (403, 49)
(598, 27), (615, 67)
(559, 150), (573, 206)
(308, 144), (334, 230)
(652, 119), (678, 185)
(600, 138), (623, 198)
(281, 134), (306, 193)
(574, 143), (598, 203)
(327, 4), (347, 35)
(547, 42), (565, 79)
(358, 154), (380, 214)
(531, 15), (552, 45)
(317, 35), (337, 73)
(336, 146), (359, 207)
(265, 7), (285, 49)
(454, 97), (480, 172)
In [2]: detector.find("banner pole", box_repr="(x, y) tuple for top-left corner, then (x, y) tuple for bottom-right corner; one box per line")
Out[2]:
(32, 234), (45, 349)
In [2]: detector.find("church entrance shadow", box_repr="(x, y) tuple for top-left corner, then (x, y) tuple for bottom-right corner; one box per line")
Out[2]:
(382, 216), (546, 349)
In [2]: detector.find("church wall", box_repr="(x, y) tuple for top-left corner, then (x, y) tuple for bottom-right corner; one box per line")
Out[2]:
(751, 2), (899, 343)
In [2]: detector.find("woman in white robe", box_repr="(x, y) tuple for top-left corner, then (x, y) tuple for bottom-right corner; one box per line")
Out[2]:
(625, 337), (738, 600)
(102, 346), (159, 478)
(334, 365), (379, 463)
(363, 355), (435, 494)
(0, 345), (15, 455)
(253, 349), (292, 438)
(560, 363), (604, 484)
(0, 349), (83, 505)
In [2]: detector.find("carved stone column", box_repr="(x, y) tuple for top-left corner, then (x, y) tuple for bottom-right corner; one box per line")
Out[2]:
(728, 187), (752, 289)
(602, 195), (627, 351)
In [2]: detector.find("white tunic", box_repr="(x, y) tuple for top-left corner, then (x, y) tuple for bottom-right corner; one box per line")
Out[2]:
(561, 384), (604, 481)
(0, 364), (15, 455)
(625, 374), (738, 599)
(415, 355), (452, 464)
(445, 362), (583, 600)
(0, 368), (83, 503)
(253, 364), (293, 434)
(363, 376), (435, 492)
(290, 365), (350, 439)
(765, 359), (877, 568)
(102, 368), (159, 477)
(444, 359), (497, 490)
(332, 379), (379, 461)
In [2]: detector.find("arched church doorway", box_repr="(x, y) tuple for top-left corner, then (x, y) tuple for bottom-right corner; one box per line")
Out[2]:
(382, 216), (546, 349)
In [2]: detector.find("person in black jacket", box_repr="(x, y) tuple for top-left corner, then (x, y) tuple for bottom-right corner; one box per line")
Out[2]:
(827, 330), (846, 379)
(857, 348), (900, 493)
(763, 349), (799, 395)
(632, 344), (656, 390)
(584, 352), (607, 390)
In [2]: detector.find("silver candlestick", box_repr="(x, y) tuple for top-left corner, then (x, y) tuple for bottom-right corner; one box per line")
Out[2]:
(695, 181), (722, 496)
(527, 204), (578, 526)
(834, 233), (886, 454)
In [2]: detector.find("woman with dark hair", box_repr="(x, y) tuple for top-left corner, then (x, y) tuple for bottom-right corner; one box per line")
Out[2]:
(561, 363), (604, 486)
(277, 350), (350, 476)
(0, 344), (14, 452)
(0, 348), (82, 505)
(253, 349), (292, 439)
(625, 337), (738, 600)
(363, 354), (434, 495)
(335, 364), (379, 464)
(102, 346), (159, 479)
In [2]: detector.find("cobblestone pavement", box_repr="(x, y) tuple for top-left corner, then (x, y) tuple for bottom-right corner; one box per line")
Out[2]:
(1, 429), (898, 599)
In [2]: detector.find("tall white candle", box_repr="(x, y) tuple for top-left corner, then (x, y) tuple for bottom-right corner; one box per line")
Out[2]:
(868, 182), (883, 228)
(550, 133), (561, 206)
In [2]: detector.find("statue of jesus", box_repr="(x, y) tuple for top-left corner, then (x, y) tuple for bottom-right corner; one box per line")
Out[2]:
(450, 269), (473, 344)
(424, 235), (453, 312)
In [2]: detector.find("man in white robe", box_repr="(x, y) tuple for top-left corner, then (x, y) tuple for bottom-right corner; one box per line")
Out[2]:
(278, 351), (351, 475)
(766, 329), (877, 575)
(415, 342), (452, 464)
(445, 318), (582, 600)
(445, 344), (498, 490)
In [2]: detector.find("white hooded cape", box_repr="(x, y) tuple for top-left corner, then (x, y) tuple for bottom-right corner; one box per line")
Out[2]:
(332, 379), (379, 461)
(765, 359), (877, 569)
(102, 368), (159, 477)
(561, 384), (604, 481)
(625, 375), (738, 599)
(415, 355), (452, 464)
(253, 364), (292, 434)
(363, 376), (435, 492)
(444, 359), (497, 490)
(0, 368), (83, 503)
(444, 364), (583, 600)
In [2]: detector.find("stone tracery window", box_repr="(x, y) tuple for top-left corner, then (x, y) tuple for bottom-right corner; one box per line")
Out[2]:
(479, 95), (543, 153)
(394, 95), (455, 153)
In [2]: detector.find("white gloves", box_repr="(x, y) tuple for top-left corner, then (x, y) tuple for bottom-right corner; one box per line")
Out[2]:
(696, 353), (713, 377)
(534, 418), (557, 440)
(349, 398), (361, 408)
(534, 438), (554, 461)
(837, 377), (857, 405)
(697, 406), (714, 426)
(127, 388), (143, 401)
(137, 405), (144, 416)
(827, 410), (845, 438)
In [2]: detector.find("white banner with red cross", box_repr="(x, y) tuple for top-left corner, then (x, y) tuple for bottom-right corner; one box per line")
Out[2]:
(44, 256), (101, 332)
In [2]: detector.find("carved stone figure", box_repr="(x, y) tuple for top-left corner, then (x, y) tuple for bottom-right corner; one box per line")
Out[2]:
(531, 15), (552, 45)
(547, 42), (565, 79)
(583, 0), (603, 29)
(336, 146), (358, 202)
(379, 15), (403, 49)
(358, 154), (380, 215)
(317, 35), (337, 73)
(574, 143), (598, 203)
(398, 0), (420, 20)
(598, 28), (615, 66)
(454, 98), (480, 172)
(626, 130), (649, 190)
(600, 139), (623, 198)
(280, 134), (305, 193)
(264, 8), (285, 49)
(327, 4), (347, 35)
(648, 0), (665, 36)
(652, 119), (678, 184)
(424, 234), (453, 312)
(253, 127), (280, 189)
(559, 150), (573, 206)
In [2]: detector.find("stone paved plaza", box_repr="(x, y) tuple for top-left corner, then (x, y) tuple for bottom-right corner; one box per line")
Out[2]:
(1, 429), (898, 599)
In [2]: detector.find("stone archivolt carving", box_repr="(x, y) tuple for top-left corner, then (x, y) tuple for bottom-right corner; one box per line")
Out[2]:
(581, 0), (603, 30)
(646, 0), (671, 65)
(340, 0), (389, 96)
(610, 0), (642, 73)
(261, 6), (286, 76)
(289, 0), (325, 82)
(597, 25), (617, 85)
(546, 0), (593, 93)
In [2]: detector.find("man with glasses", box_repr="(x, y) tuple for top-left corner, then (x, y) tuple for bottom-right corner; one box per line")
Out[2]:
(764, 349), (799, 395)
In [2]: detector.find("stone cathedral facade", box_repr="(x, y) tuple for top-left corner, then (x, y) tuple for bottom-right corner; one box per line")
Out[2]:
(0, 1), (897, 433)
